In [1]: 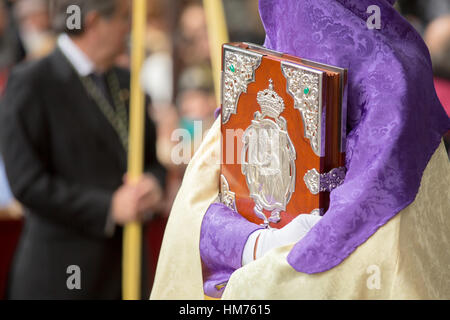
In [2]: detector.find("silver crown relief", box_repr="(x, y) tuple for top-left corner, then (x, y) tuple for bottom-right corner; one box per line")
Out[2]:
(256, 79), (285, 119)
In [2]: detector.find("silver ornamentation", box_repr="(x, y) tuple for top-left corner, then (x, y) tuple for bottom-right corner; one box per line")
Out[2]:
(304, 167), (346, 195)
(304, 168), (321, 195)
(281, 62), (323, 156)
(220, 175), (237, 212)
(310, 209), (323, 216)
(300, 58), (348, 153)
(221, 46), (262, 124)
(241, 80), (297, 227)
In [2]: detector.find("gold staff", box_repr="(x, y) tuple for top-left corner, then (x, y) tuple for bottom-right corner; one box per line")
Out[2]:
(203, 0), (230, 105)
(123, 0), (147, 300)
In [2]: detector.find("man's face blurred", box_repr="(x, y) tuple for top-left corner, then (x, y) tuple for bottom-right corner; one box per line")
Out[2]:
(93, 0), (131, 64)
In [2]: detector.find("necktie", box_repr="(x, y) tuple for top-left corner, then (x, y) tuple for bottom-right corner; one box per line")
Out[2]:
(78, 70), (129, 150)
(89, 72), (116, 111)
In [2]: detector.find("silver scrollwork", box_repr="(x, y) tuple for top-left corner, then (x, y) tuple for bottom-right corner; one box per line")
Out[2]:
(304, 168), (321, 195)
(281, 62), (323, 156)
(221, 46), (262, 124)
(220, 175), (237, 212)
(304, 167), (346, 195)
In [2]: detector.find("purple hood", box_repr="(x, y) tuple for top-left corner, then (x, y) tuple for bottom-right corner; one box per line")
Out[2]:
(259, 0), (450, 273)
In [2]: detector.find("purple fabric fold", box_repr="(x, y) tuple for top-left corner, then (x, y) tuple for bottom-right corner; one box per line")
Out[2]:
(259, 0), (450, 273)
(200, 203), (263, 298)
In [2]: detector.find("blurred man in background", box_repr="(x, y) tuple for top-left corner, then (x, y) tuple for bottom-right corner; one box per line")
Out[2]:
(0, 0), (166, 299)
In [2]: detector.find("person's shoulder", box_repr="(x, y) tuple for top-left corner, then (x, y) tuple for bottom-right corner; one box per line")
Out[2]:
(8, 53), (54, 87)
(1, 54), (57, 118)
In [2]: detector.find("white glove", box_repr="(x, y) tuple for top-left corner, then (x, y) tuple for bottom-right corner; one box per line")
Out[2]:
(242, 214), (322, 266)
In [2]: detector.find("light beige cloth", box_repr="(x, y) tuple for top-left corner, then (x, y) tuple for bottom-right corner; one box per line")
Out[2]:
(151, 117), (450, 299)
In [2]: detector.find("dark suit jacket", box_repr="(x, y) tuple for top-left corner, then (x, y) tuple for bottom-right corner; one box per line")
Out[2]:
(0, 48), (166, 299)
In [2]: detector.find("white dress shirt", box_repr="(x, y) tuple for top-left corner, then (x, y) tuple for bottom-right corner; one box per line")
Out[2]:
(57, 33), (95, 76)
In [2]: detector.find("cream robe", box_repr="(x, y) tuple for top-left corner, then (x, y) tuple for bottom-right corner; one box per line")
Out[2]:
(150, 117), (450, 300)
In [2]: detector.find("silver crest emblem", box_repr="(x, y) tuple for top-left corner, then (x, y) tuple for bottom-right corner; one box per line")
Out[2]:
(220, 175), (237, 212)
(241, 80), (297, 227)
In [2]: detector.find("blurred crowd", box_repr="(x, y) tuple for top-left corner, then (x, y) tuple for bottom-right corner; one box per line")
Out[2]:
(142, 0), (264, 214)
(397, 0), (450, 155)
(0, 0), (264, 219)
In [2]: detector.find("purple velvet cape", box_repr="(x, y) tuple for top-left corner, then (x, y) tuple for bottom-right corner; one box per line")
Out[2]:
(200, 0), (450, 298)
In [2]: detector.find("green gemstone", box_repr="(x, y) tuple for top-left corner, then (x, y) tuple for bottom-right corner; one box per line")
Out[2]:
(229, 65), (235, 72)
(304, 87), (310, 95)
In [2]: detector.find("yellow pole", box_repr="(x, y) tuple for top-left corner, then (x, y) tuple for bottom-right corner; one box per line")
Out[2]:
(202, 0), (229, 300)
(202, 0), (229, 106)
(123, 0), (147, 300)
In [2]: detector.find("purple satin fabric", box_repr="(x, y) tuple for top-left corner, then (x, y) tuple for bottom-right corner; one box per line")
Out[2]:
(200, 203), (263, 298)
(200, 0), (450, 296)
